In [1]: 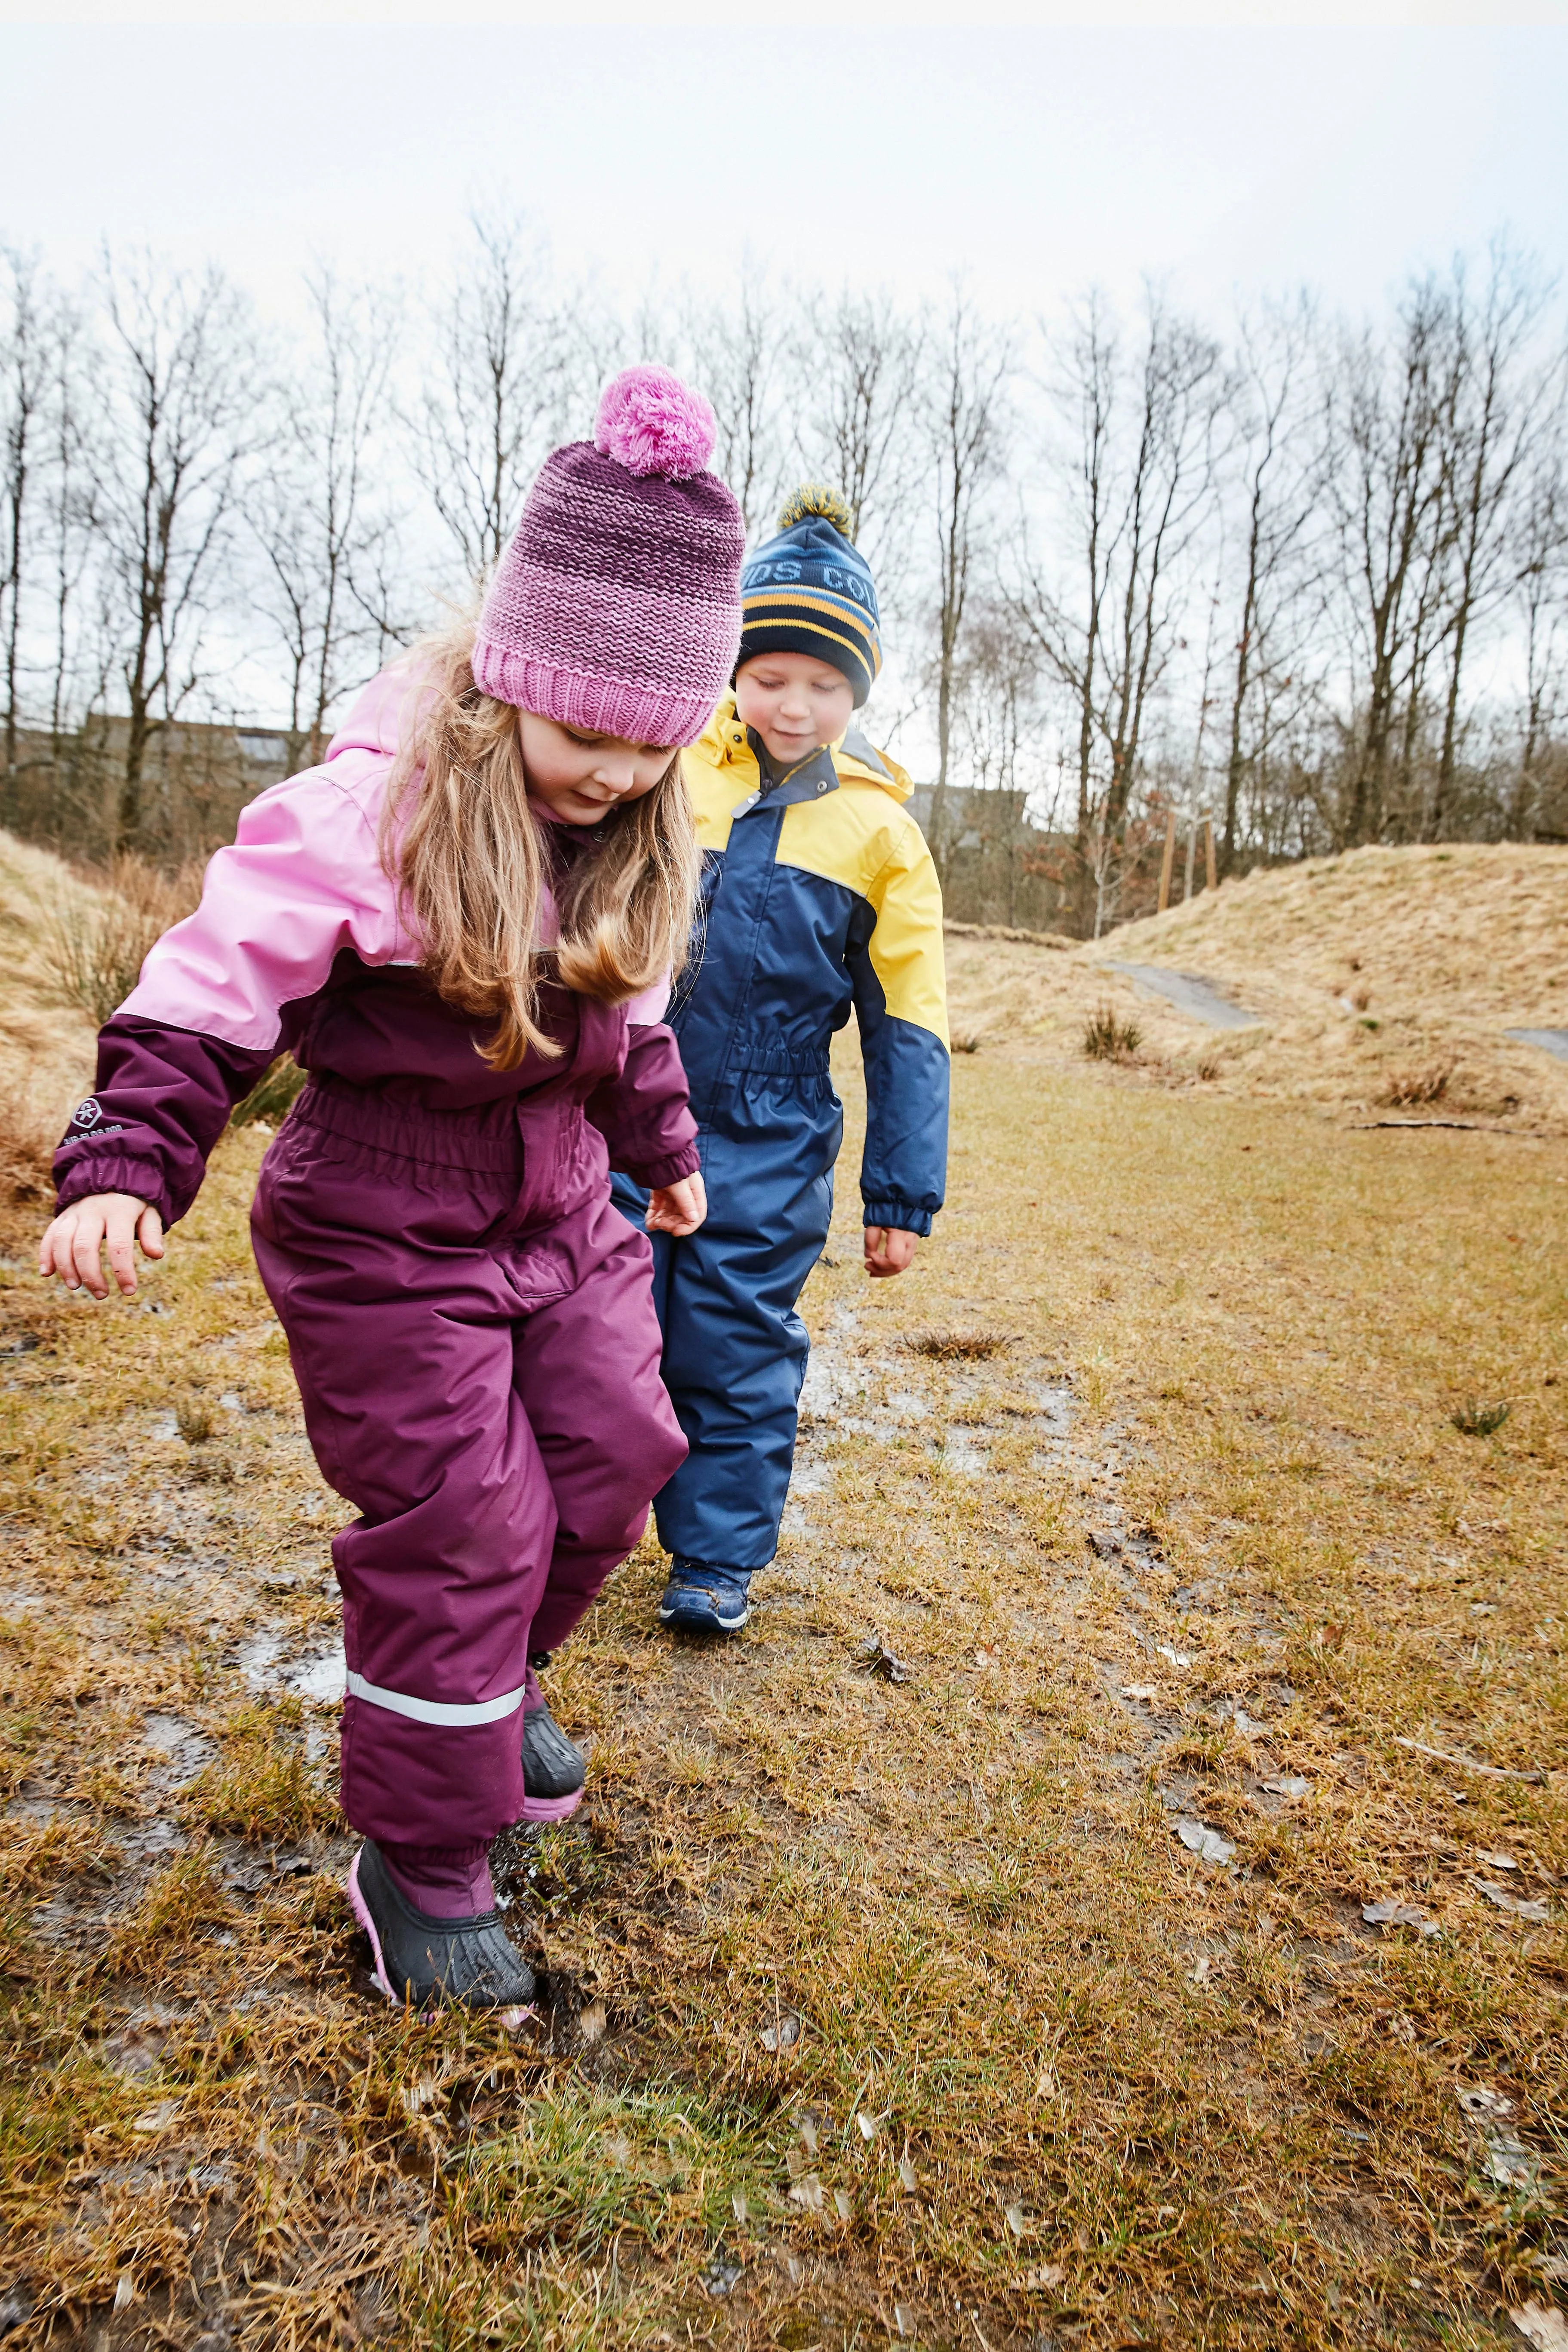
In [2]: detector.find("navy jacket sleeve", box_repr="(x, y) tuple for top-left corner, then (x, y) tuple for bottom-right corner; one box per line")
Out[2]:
(53, 1018), (275, 1227)
(846, 821), (950, 1236)
(587, 1021), (701, 1190)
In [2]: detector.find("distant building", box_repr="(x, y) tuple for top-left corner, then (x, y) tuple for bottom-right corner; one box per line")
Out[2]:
(2, 716), (298, 865)
(905, 781), (1076, 932)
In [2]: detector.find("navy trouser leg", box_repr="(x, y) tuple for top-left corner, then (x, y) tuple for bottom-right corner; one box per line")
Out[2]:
(613, 1070), (842, 1572)
(656, 1132), (834, 1570)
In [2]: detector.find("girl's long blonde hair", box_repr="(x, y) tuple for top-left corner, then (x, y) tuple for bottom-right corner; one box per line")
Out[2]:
(381, 622), (700, 1068)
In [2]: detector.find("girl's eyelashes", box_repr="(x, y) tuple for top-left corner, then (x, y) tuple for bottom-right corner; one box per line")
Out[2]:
(562, 729), (664, 757)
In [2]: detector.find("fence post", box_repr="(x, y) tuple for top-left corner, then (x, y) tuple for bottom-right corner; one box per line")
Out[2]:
(1157, 808), (1178, 913)
(1203, 818), (1217, 893)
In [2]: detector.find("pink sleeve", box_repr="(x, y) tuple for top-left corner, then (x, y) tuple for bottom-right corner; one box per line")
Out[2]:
(624, 974), (671, 1026)
(119, 759), (414, 1052)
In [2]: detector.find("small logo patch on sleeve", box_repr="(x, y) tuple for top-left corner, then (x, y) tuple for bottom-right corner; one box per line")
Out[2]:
(70, 1098), (103, 1129)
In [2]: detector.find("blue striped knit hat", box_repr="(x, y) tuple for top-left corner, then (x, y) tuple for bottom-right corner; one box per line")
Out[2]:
(736, 486), (882, 707)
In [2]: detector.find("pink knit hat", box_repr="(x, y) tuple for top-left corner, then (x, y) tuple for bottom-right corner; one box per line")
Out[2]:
(473, 366), (745, 749)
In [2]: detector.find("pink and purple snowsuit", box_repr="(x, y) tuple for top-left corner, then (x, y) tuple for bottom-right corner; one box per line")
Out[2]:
(53, 669), (695, 1851)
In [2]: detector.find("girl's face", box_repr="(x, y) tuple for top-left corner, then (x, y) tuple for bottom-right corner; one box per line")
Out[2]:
(735, 652), (855, 766)
(518, 710), (672, 825)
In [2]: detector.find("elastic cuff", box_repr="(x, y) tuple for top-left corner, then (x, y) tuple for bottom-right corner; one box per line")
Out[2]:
(628, 1145), (701, 1190)
(862, 1201), (934, 1239)
(53, 1157), (176, 1226)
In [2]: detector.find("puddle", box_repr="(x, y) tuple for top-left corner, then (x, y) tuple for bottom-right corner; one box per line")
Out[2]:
(1107, 962), (1261, 1031)
(287, 1648), (347, 1704)
(237, 1634), (345, 1703)
(237, 1631), (285, 1685)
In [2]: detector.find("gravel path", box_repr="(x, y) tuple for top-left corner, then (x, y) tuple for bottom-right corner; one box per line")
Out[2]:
(1107, 962), (1261, 1030)
(1505, 1026), (1568, 1063)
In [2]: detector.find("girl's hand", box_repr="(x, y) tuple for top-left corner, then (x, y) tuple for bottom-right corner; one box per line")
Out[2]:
(864, 1225), (918, 1279)
(39, 1193), (165, 1300)
(646, 1172), (707, 1238)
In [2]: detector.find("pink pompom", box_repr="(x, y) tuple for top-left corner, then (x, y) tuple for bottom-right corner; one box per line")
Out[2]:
(593, 365), (717, 481)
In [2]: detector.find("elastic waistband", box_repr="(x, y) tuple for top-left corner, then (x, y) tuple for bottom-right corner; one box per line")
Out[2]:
(722, 1045), (833, 1079)
(291, 1076), (571, 1173)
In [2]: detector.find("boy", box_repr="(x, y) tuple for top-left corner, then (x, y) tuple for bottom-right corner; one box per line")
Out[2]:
(612, 486), (950, 1635)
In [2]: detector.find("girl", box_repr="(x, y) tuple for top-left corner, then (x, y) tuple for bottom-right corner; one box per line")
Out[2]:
(39, 368), (747, 2013)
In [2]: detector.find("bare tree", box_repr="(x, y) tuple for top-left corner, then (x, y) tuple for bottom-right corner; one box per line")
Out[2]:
(1016, 294), (1114, 930)
(1428, 244), (1556, 837)
(791, 284), (925, 607)
(675, 270), (791, 544)
(1217, 297), (1326, 875)
(1014, 292), (1220, 930)
(1098, 304), (1221, 853)
(43, 292), (95, 755)
(1328, 280), (1453, 847)
(248, 270), (400, 768)
(408, 209), (572, 587)
(1, 246), (49, 789)
(924, 284), (1012, 874)
(91, 248), (257, 849)
(1512, 387), (1568, 838)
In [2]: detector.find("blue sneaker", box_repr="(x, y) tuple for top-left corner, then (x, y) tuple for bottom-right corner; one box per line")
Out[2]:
(658, 1560), (752, 1636)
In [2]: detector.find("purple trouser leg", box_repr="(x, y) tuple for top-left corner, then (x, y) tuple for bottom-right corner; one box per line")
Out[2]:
(250, 1081), (685, 1850)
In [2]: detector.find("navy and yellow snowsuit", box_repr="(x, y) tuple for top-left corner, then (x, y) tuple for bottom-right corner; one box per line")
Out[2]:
(612, 695), (950, 1572)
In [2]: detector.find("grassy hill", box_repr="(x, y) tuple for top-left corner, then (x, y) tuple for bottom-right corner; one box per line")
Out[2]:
(948, 842), (1568, 1132)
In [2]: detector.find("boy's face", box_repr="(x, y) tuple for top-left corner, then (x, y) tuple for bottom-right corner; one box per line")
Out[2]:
(735, 652), (855, 768)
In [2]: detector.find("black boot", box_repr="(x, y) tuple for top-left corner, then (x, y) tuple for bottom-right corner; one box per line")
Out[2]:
(521, 1652), (586, 1821)
(347, 1840), (536, 2012)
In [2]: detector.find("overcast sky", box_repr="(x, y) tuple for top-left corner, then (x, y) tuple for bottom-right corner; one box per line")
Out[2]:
(2, 19), (1565, 326)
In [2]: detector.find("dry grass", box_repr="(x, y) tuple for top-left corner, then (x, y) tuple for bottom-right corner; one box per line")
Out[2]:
(35, 855), (204, 1034)
(949, 842), (1568, 1132)
(0, 864), (1563, 2349)
(0, 836), (215, 1251)
(1082, 1003), (1143, 1063)
(0, 834), (104, 1251)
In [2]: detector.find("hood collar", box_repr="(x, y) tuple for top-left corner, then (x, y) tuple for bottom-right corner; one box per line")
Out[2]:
(697, 693), (913, 805)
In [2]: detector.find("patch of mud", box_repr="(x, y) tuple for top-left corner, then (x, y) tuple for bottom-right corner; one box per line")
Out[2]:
(141, 1715), (217, 1791)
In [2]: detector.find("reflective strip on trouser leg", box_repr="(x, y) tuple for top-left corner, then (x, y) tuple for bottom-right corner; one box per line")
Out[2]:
(344, 1673), (529, 1726)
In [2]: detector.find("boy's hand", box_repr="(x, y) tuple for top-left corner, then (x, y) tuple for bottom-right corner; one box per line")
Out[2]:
(864, 1225), (918, 1279)
(646, 1172), (707, 1239)
(39, 1193), (165, 1299)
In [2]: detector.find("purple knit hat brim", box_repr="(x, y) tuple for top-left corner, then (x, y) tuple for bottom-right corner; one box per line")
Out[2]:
(471, 646), (724, 751)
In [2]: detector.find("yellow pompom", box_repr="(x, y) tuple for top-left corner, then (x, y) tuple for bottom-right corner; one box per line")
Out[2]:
(776, 483), (855, 539)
